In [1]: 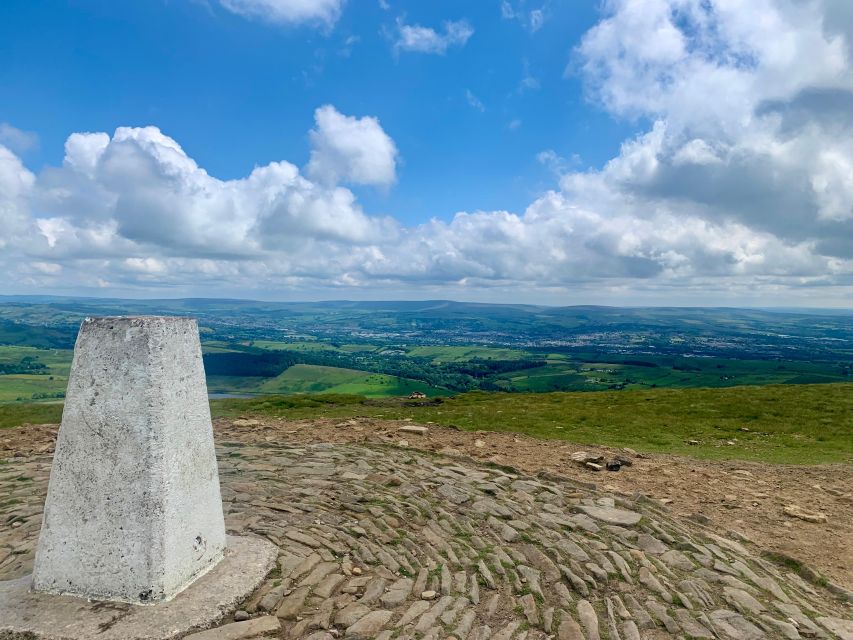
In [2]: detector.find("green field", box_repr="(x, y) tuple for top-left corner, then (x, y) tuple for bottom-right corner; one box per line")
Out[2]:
(210, 383), (853, 464)
(258, 364), (444, 397)
(0, 346), (72, 402)
(251, 340), (380, 354)
(404, 345), (533, 362)
(488, 355), (852, 392)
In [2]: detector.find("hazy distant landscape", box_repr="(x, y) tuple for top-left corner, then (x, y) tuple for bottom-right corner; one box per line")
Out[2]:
(0, 296), (851, 403)
(1, 296), (850, 466)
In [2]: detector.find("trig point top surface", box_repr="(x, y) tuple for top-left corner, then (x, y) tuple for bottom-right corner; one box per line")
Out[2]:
(31, 314), (227, 604)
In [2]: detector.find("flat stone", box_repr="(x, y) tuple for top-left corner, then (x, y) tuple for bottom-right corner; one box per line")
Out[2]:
(570, 452), (603, 463)
(660, 549), (694, 571)
(437, 483), (471, 505)
(396, 600), (431, 627)
(622, 621), (640, 640)
(710, 609), (766, 640)
(576, 505), (642, 526)
(817, 617), (853, 640)
(577, 599), (600, 640)
(345, 610), (393, 639)
(398, 425), (429, 435)
(723, 587), (765, 615)
(635, 533), (668, 554)
(276, 585), (311, 619)
(183, 616), (281, 640)
(558, 610), (585, 640)
(334, 603), (372, 627)
(0, 536), (277, 640)
(783, 505), (827, 523)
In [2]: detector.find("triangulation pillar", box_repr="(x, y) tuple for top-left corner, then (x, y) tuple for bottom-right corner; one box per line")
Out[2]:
(31, 316), (227, 604)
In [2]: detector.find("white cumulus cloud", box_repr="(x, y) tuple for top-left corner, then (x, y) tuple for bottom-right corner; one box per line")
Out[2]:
(1, 0), (853, 303)
(307, 105), (399, 187)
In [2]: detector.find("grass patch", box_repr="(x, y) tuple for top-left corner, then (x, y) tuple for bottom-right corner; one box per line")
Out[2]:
(4, 382), (851, 464)
(0, 402), (63, 428)
(210, 383), (853, 464)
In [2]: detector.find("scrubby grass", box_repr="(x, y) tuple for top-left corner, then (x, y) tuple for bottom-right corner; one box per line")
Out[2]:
(3, 382), (851, 464)
(211, 383), (853, 464)
(0, 402), (63, 428)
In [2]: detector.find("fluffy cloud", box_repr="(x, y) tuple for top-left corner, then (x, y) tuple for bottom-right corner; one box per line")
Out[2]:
(0, 145), (35, 247)
(7, 116), (395, 273)
(307, 106), (398, 187)
(2, 1), (853, 303)
(564, 0), (853, 262)
(392, 18), (473, 55)
(218, 0), (344, 28)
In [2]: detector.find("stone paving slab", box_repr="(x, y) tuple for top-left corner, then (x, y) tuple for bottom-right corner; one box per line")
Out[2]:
(1, 442), (851, 640)
(0, 536), (277, 640)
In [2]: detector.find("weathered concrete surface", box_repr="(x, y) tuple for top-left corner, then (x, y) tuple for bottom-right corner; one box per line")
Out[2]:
(31, 316), (227, 604)
(0, 535), (277, 640)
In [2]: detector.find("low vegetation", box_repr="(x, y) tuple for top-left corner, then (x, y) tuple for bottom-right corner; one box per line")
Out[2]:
(0, 402), (63, 429)
(3, 383), (850, 464)
(210, 383), (853, 465)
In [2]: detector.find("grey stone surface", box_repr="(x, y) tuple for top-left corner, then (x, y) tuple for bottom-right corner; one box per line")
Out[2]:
(182, 616), (280, 640)
(0, 535), (277, 640)
(2, 437), (851, 640)
(32, 317), (226, 604)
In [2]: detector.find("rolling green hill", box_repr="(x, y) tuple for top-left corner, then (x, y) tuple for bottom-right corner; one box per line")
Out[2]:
(258, 364), (444, 397)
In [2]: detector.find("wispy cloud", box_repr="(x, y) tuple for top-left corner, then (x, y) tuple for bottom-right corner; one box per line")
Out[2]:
(218, 0), (344, 28)
(392, 17), (473, 55)
(0, 123), (38, 154)
(465, 89), (485, 112)
(500, 1), (547, 33)
(518, 59), (540, 93)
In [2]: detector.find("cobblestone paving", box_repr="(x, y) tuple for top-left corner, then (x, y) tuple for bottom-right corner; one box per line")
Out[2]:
(1, 441), (851, 640)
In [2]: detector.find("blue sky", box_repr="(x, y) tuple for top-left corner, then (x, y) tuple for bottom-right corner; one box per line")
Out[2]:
(2, 0), (633, 223)
(1, 0), (852, 306)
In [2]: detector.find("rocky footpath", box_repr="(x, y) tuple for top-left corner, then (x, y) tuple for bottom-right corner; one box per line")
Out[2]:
(1, 438), (851, 640)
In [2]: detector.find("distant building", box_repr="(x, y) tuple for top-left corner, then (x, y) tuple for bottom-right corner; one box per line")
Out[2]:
(408, 391), (427, 399)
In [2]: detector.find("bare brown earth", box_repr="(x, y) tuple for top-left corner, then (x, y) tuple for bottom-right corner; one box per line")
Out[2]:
(2, 418), (851, 592)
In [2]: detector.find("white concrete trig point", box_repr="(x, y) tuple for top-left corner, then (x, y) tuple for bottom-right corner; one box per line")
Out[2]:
(0, 316), (277, 640)
(33, 316), (226, 603)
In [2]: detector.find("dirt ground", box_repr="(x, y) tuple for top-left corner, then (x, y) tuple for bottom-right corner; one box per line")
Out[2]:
(2, 417), (851, 591)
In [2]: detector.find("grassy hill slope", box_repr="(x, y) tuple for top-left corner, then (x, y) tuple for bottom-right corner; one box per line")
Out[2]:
(259, 364), (444, 397)
(211, 383), (853, 464)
